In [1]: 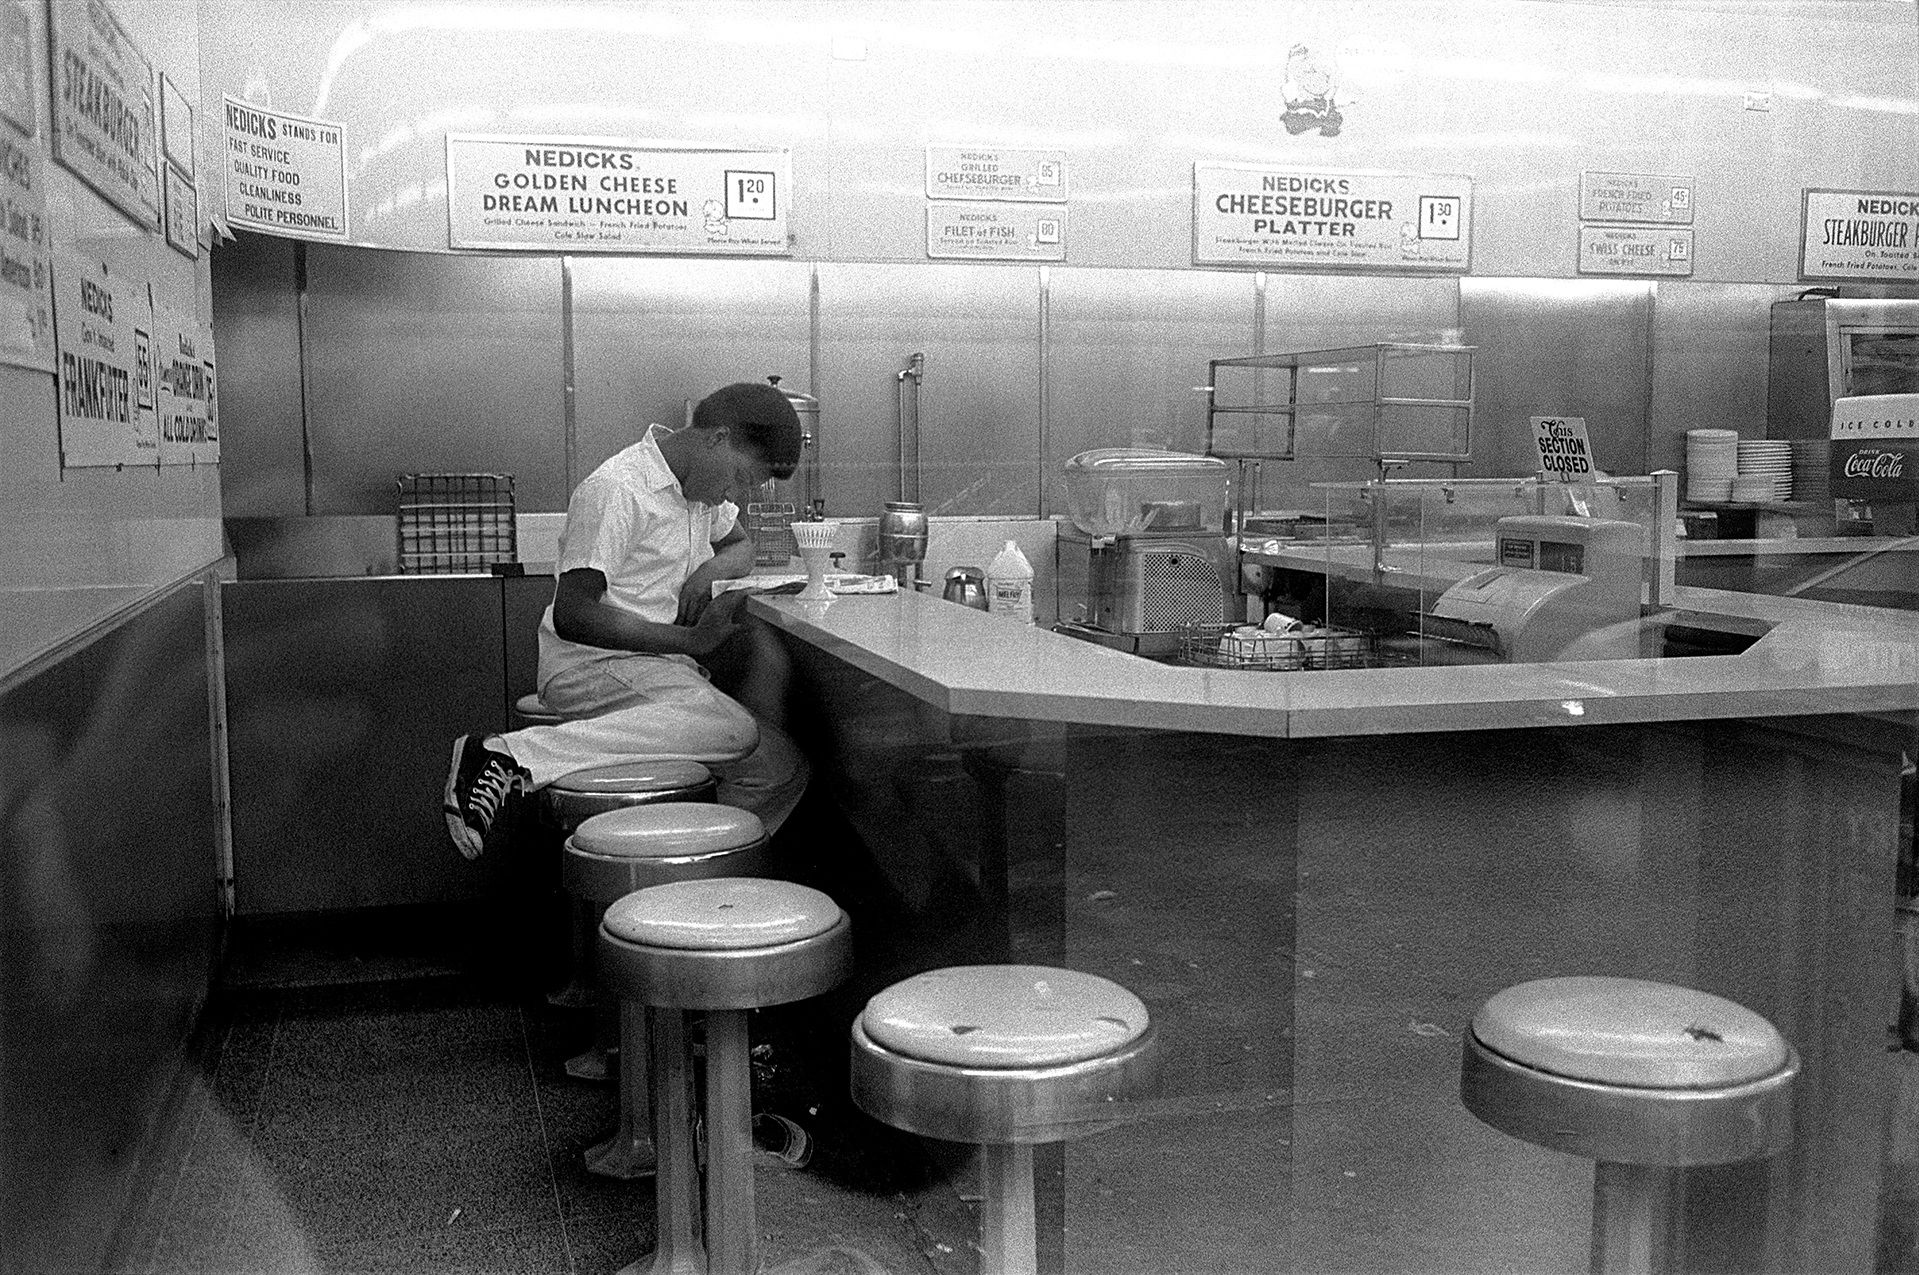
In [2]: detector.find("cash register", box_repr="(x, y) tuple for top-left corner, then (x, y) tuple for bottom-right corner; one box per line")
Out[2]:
(1425, 515), (1644, 662)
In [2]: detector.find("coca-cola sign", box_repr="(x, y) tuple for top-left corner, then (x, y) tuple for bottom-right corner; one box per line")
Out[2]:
(1832, 443), (1919, 501)
(1843, 449), (1906, 480)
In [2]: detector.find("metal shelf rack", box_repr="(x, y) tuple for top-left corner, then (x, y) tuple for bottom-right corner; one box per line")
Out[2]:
(1204, 341), (1477, 466)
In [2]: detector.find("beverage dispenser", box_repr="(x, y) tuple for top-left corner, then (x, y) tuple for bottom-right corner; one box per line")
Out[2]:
(1055, 449), (1233, 657)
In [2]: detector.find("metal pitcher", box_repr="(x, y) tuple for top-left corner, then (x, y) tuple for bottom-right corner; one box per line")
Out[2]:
(943, 566), (987, 610)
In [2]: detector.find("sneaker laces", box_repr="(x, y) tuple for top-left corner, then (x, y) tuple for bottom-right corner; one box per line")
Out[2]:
(468, 759), (516, 825)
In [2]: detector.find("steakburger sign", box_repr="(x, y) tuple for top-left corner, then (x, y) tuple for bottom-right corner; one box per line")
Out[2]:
(1830, 394), (1919, 502)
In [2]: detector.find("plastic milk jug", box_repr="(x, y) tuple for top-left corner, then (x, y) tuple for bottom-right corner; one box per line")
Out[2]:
(986, 540), (1035, 625)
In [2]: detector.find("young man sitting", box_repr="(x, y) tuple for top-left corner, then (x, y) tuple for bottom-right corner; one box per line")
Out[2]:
(444, 380), (808, 858)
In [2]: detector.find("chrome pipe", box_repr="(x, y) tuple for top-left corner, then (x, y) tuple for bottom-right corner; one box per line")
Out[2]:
(896, 352), (924, 504)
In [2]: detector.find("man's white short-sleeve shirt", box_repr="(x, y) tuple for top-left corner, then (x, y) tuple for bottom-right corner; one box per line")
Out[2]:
(536, 426), (738, 685)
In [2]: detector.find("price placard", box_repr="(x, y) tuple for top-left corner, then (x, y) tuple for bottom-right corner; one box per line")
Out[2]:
(47, 0), (158, 228)
(1578, 225), (1693, 277)
(0, 130), (52, 372)
(1194, 164), (1472, 272)
(1, 1), (34, 137)
(155, 301), (216, 464)
(925, 202), (1064, 261)
(53, 250), (153, 467)
(1579, 172), (1694, 225)
(925, 146), (1066, 202)
(1800, 188), (1919, 282)
(446, 135), (790, 255)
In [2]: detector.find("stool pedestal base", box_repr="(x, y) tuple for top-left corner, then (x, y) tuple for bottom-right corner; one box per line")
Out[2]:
(586, 1002), (657, 1179)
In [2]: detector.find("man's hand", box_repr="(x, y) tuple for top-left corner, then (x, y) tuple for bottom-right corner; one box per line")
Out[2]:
(685, 587), (751, 656)
(677, 567), (720, 624)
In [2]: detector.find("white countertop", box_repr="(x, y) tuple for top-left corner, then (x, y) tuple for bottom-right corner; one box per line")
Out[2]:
(753, 587), (1919, 739)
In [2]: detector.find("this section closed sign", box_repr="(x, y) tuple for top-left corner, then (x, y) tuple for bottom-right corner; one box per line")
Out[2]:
(446, 136), (790, 255)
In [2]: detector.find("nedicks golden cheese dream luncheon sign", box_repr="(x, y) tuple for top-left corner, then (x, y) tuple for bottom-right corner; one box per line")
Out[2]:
(446, 136), (790, 255)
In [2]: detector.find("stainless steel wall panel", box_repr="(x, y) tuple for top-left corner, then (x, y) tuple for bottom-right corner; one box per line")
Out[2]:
(816, 263), (1040, 519)
(223, 577), (511, 914)
(1460, 278), (1654, 480)
(1251, 275), (1464, 508)
(0, 579), (218, 1274)
(569, 258), (813, 487)
(302, 248), (565, 514)
(210, 233), (307, 517)
(1047, 268), (1253, 512)
(1649, 282), (1783, 473)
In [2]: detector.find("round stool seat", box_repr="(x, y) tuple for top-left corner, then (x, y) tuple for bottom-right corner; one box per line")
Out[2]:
(865, 965), (1150, 1068)
(1461, 977), (1797, 1167)
(851, 966), (1159, 1145)
(599, 879), (852, 1010)
(543, 759), (717, 828)
(514, 692), (564, 726)
(563, 804), (770, 903)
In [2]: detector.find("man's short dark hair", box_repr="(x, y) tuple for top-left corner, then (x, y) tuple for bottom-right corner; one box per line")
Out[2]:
(692, 382), (803, 479)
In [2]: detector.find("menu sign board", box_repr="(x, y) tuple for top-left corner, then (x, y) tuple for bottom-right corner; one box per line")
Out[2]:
(0, 130), (53, 372)
(1579, 172), (1694, 225)
(2, 1), (34, 136)
(1577, 226), (1693, 277)
(222, 98), (348, 240)
(1800, 189), (1919, 282)
(1194, 164), (1472, 271)
(47, 0), (158, 228)
(924, 146), (1066, 202)
(1829, 393), (1919, 502)
(446, 135), (790, 255)
(925, 202), (1064, 261)
(162, 161), (196, 257)
(53, 250), (153, 466)
(154, 301), (216, 464)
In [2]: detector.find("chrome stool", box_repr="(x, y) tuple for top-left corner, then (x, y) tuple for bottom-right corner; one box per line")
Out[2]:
(513, 691), (564, 729)
(850, 966), (1159, 1275)
(566, 804), (772, 1181)
(599, 878), (852, 1275)
(546, 760), (718, 1033)
(1460, 976), (1797, 1275)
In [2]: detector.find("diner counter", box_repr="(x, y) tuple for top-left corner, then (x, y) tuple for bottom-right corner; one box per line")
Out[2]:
(750, 583), (1919, 739)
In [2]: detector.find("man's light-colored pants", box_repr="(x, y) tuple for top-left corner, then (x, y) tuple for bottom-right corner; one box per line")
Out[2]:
(503, 653), (808, 835)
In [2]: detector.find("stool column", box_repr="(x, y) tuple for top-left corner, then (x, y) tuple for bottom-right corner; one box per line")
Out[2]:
(704, 1008), (757, 1275)
(981, 1142), (1038, 1275)
(587, 1002), (656, 1179)
(623, 1007), (702, 1275)
(1591, 1162), (1677, 1275)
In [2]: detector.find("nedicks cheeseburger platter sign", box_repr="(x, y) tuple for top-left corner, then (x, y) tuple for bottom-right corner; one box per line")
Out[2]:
(1193, 163), (1472, 272)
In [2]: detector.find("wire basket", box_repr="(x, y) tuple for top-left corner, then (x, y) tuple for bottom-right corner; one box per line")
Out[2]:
(1177, 622), (1376, 672)
(397, 473), (518, 574)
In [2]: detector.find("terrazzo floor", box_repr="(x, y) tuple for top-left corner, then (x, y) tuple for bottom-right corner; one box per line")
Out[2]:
(121, 964), (979, 1275)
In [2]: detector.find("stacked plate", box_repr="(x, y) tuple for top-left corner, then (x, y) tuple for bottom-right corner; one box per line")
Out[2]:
(1735, 439), (1793, 502)
(1685, 429), (1738, 502)
(1791, 439), (1830, 504)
